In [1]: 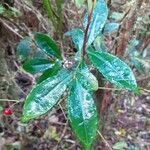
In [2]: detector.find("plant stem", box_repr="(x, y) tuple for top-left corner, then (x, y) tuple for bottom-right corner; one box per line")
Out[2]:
(140, 87), (150, 93)
(98, 87), (123, 91)
(97, 130), (113, 150)
(0, 99), (20, 102)
(43, 0), (57, 31)
(81, 1), (95, 59)
(55, 0), (63, 38)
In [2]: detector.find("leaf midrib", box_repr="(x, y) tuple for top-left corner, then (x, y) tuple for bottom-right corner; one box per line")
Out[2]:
(76, 81), (91, 146)
(89, 51), (132, 84)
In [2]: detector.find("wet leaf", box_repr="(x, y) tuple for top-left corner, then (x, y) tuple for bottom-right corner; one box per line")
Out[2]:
(22, 58), (55, 74)
(84, 0), (108, 46)
(22, 69), (72, 122)
(65, 28), (84, 52)
(34, 32), (62, 59)
(68, 79), (98, 150)
(87, 48), (139, 92)
(37, 61), (61, 84)
(76, 61), (98, 91)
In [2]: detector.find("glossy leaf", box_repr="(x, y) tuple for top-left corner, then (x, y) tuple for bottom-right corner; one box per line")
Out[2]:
(16, 37), (32, 61)
(84, 0), (108, 46)
(34, 32), (62, 59)
(22, 58), (54, 74)
(22, 69), (72, 122)
(76, 62), (98, 91)
(103, 22), (119, 33)
(65, 28), (84, 52)
(87, 48), (139, 92)
(33, 50), (47, 59)
(37, 61), (61, 84)
(68, 79), (98, 150)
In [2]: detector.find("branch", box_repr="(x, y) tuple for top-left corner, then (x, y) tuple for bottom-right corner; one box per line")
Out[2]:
(81, 0), (95, 59)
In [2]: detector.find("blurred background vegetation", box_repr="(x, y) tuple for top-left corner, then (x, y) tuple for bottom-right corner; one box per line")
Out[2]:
(0, 0), (149, 149)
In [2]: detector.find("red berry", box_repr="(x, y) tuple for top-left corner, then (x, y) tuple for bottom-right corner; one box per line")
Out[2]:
(3, 108), (13, 116)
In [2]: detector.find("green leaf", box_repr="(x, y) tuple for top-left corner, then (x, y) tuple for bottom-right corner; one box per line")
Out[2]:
(129, 39), (139, 47)
(113, 141), (127, 150)
(0, 105), (3, 111)
(76, 61), (98, 91)
(33, 50), (47, 59)
(103, 22), (119, 33)
(84, 0), (108, 46)
(131, 58), (145, 74)
(110, 12), (125, 21)
(22, 69), (72, 122)
(68, 79), (98, 150)
(0, 5), (5, 14)
(87, 48), (139, 92)
(16, 37), (32, 61)
(9, 7), (21, 17)
(65, 28), (84, 52)
(128, 145), (140, 150)
(43, 0), (57, 28)
(22, 58), (55, 74)
(34, 32), (62, 59)
(37, 61), (61, 84)
(94, 35), (107, 51)
(74, 0), (85, 8)
(55, 0), (63, 35)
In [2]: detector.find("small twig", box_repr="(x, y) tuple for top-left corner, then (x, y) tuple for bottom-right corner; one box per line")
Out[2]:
(73, 0), (84, 29)
(0, 18), (23, 38)
(140, 87), (150, 93)
(60, 41), (67, 61)
(0, 15), (29, 36)
(54, 122), (68, 150)
(0, 99), (20, 102)
(97, 130), (113, 150)
(64, 139), (76, 144)
(98, 87), (123, 91)
(49, 121), (66, 126)
(58, 103), (67, 120)
(53, 102), (68, 150)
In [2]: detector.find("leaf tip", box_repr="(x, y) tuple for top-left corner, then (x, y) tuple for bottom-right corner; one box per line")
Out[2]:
(134, 86), (141, 95)
(21, 115), (30, 123)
